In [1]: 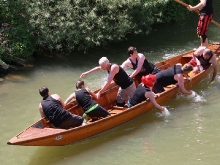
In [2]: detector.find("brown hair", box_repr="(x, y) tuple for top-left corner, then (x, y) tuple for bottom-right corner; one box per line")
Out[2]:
(127, 46), (137, 56)
(76, 80), (85, 89)
(39, 86), (49, 97)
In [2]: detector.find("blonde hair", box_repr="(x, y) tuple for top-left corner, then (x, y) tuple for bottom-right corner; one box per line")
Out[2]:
(99, 57), (109, 65)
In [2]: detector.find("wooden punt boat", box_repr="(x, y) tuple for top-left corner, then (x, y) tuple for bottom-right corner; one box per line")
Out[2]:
(7, 43), (220, 146)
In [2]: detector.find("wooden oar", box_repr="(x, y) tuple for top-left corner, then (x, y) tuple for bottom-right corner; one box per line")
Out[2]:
(174, 0), (220, 28)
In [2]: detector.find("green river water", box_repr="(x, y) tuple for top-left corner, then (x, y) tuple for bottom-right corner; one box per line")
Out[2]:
(1, 2), (220, 165)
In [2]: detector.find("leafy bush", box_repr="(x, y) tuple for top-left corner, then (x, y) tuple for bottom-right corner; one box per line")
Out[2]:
(24, 0), (196, 52)
(0, 0), (35, 63)
(0, 0), (198, 65)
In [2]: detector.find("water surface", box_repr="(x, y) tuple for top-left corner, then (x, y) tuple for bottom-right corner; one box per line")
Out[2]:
(1, 2), (220, 165)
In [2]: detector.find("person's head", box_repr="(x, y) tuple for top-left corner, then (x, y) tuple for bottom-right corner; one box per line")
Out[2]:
(127, 46), (138, 57)
(99, 57), (110, 70)
(203, 48), (214, 60)
(141, 74), (156, 87)
(76, 80), (85, 89)
(39, 86), (49, 97)
(182, 63), (193, 73)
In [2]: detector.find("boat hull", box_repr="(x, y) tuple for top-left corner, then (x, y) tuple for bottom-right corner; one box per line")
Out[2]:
(7, 43), (220, 146)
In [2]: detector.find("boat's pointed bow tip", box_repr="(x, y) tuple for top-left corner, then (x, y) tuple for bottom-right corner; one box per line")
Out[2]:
(7, 141), (14, 145)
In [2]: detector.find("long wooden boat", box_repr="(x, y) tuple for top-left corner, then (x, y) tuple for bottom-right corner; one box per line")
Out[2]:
(7, 43), (220, 146)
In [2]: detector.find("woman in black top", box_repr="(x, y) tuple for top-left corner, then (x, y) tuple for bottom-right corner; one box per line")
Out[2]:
(64, 80), (110, 121)
(127, 74), (170, 117)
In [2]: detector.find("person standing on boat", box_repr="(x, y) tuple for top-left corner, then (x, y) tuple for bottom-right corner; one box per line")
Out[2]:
(153, 63), (193, 95)
(127, 74), (170, 117)
(188, 0), (213, 47)
(80, 57), (136, 107)
(39, 86), (85, 129)
(64, 80), (110, 121)
(121, 46), (161, 78)
(189, 46), (217, 83)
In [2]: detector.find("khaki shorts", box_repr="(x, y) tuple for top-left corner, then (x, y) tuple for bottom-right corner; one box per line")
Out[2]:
(116, 82), (136, 104)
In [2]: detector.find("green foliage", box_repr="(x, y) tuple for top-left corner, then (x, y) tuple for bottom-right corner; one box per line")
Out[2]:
(0, 0), (35, 63)
(23, 0), (198, 52)
(0, 0), (198, 64)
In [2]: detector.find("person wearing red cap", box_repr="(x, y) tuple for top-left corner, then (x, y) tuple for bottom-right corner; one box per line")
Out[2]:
(127, 74), (170, 117)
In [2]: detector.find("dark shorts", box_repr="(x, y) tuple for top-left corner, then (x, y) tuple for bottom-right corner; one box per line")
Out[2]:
(152, 81), (165, 94)
(87, 105), (110, 117)
(58, 114), (84, 129)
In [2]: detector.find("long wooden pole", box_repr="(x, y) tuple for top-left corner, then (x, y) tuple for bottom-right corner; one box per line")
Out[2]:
(174, 0), (220, 28)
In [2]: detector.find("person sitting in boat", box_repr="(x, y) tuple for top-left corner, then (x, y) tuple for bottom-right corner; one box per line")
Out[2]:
(80, 57), (136, 107)
(64, 80), (110, 121)
(127, 74), (170, 116)
(39, 86), (85, 129)
(153, 63), (193, 95)
(121, 46), (161, 79)
(189, 46), (217, 84)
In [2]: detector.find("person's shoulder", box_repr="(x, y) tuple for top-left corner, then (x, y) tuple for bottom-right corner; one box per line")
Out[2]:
(138, 53), (145, 58)
(176, 63), (182, 66)
(51, 94), (61, 100)
(112, 63), (119, 68)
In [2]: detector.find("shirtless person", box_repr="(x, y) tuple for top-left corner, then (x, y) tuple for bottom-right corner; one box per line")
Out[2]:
(80, 57), (136, 107)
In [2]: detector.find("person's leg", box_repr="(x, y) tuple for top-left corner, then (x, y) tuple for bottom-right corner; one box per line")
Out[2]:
(152, 82), (165, 94)
(116, 87), (127, 107)
(124, 82), (136, 99)
(87, 105), (110, 117)
(197, 14), (213, 47)
(59, 114), (84, 129)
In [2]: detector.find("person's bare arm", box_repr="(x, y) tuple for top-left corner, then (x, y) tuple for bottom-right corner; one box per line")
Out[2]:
(80, 66), (102, 78)
(39, 103), (46, 118)
(209, 55), (218, 83)
(86, 87), (97, 100)
(188, 0), (206, 11)
(145, 92), (164, 111)
(175, 74), (192, 95)
(130, 53), (145, 78)
(121, 59), (132, 69)
(64, 93), (76, 106)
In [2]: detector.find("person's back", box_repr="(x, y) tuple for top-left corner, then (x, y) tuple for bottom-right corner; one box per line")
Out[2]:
(41, 95), (70, 127)
(199, 0), (213, 15)
(65, 80), (110, 121)
(153, 64), (193, 95)
(39, 86), (84, 129)
(155, 65), (182, 87)
(127, 74), (170, 117)
(109, 63), (133, 89)
(75, 88), (97, 111)
(128, 83), (150, 107)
